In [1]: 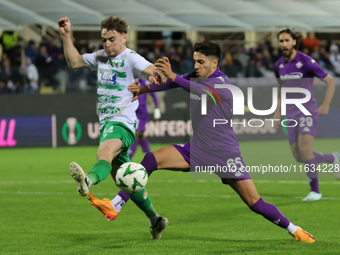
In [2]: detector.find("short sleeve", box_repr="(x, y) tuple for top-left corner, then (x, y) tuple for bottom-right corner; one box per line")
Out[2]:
(308, 58), (328, 79)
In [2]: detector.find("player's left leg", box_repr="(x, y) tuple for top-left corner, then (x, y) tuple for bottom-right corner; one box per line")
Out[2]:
(223, 178), (315, 243)
(297, 134), (323, 201)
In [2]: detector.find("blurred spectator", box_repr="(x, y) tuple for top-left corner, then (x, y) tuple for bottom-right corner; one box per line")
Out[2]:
(221, 52), (238, 78)
(25, 40), (39, 63)
(35, 45), (54, 88)
(236, 45), (249, 69)
(329, 44), (340, 77)
(1, 31), (19, 64)
(1, 57), (23, 93)
(302, 32), (321, 55)
(261, 48), (274, 71)
(245, 58), (263, 78)
(0, 67), (9, 94)
(20, 57), (39, 94)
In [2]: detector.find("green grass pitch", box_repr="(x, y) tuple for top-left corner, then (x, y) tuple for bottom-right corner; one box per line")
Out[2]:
(1, 138), (340, 255)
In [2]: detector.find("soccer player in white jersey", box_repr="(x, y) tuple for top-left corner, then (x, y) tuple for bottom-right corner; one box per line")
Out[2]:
(58, 16), (168, 238)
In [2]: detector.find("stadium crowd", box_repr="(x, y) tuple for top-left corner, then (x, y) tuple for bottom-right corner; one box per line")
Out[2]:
(0, 31), (339, 95)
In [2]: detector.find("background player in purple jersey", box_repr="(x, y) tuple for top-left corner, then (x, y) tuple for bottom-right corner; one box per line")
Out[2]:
(129, 77), (160, 159)
(90, 41), (315, 243)
(273, 28), (339, 201)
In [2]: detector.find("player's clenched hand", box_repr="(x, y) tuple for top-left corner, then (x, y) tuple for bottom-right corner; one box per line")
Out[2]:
(128, 81), (140, 101)
(317, 104), (330, 116)
(58, 17), (71, 36)
(155, 57), (177, 82)
(149, 69), (166, 86)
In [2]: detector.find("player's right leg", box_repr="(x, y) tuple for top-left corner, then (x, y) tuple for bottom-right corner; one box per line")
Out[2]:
(224, 178), (315, 243)
(69, 138), (121, 196)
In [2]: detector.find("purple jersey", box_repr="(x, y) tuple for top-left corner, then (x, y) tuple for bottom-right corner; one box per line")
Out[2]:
(274, 51), (328, 117)
(150, 68), (241, 157)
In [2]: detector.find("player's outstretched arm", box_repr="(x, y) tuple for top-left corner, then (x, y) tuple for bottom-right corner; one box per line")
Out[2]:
(143, 65), (167, 86)
(58, 17), (86, 69)
(128, 82), (152, 102)
(317, 74), (335, 116)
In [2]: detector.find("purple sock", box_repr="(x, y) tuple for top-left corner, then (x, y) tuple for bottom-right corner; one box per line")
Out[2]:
(313, 151), (334, 164)
(250, 198), (290, 229)
(117, 190), (132, 202)
(140, 138), (151, 154)
(129, 139), (139, 159)
(140, 152), (158, 176)
(304, 158), (319, 193)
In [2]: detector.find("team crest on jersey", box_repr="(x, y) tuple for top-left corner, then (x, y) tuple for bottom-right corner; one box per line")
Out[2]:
(279, 63), (284, 69)
(109, 59), (125, 68)
(296, 61), (303, 69)
(100, 71), (117, 85)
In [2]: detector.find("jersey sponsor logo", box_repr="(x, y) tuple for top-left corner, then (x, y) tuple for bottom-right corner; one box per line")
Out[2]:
(100, 70), (117, 85)
(296, 61), (303, 69)
(280, 72), (303, 80)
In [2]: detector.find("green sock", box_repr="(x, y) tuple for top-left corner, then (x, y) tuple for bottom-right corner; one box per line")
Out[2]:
(131, 188), (157, 218)
(87, 160), (112, 185)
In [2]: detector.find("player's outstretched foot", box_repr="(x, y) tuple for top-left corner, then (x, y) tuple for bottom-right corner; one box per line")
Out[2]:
(332, 152), (340, 180)
(87, 193), (120, 221)
(150, 217), (169, 239)
(69, 162), (89, 196)
(291, 227), (315, 243)
(302, 191), (322, 201)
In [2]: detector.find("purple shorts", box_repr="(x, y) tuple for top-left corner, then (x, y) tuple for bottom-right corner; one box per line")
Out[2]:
(286, 110), (318, 145)
(173, 143), (251, 181)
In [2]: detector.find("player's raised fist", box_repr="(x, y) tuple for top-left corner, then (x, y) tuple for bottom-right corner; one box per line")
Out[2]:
(58, 17), (71, 36)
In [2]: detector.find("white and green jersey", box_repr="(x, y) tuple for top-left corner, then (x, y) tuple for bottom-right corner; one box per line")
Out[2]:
(83, 48), (152, 132)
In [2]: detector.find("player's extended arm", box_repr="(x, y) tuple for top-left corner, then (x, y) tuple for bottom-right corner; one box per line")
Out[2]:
(58, 17), (86, 69)
(143, 65), (166, 86)
(155, 57), (223, 95)
(318, 74), (336, 116)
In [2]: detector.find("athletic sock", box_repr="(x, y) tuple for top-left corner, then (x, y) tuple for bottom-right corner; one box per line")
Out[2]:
(129, 140), (138, 159)
(286, 222), (298, 235)
(140, 152), (158, 176)
(140, 138), (151, 154)
(312, 151), (334, 164)
(87, 159), (112, 185)
(304, 158), (319, 193)
(111, 195), (127, 212)
(131, 188), (158, 220)
(250, 197), (290, 229)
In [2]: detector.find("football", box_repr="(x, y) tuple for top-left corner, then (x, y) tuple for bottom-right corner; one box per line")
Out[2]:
(115, 162), (148, 193)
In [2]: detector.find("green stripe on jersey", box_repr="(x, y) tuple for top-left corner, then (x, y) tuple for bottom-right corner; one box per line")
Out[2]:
(98, 83), (125, 91)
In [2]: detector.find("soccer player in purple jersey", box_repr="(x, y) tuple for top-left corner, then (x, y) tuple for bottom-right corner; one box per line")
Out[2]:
(128, 77), (160, 159)
(89, 41), (315, 242)
(273, 28), (339, 201)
